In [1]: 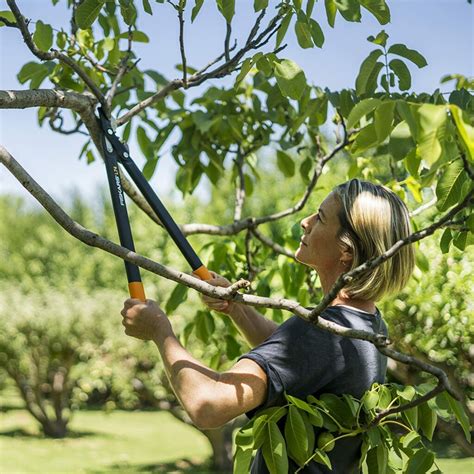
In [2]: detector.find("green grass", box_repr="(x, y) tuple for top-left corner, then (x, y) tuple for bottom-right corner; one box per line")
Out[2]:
(0, 406), (472, 473)
(0, 409), (213, 473)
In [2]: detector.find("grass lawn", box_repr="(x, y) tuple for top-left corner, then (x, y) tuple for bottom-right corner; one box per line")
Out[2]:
(1, 406), (472, 473)
(0, 408), (213, 473)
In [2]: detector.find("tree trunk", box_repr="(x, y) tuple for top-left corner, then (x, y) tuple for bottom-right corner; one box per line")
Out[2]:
(41, 418), (68, 438)
(201, 416), (246, 472)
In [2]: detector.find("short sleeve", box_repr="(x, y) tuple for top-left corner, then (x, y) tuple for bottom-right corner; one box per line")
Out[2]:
(237, 315), (344, 419)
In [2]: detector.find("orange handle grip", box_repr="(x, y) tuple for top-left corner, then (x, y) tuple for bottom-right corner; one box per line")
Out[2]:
(192, 265), (212, 281)
(128, 281), (146, 301)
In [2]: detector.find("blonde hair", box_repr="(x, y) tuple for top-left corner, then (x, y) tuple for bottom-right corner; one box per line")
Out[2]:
(333, 179), (415, 302)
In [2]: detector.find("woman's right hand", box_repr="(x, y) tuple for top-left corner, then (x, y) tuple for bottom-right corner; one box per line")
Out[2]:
(200, 271), (239, 316)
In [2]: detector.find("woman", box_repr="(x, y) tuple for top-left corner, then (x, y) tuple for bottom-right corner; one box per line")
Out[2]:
(120, 179), (415, 473)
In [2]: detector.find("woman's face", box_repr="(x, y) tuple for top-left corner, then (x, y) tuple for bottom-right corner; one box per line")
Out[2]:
(295, 191), (352, 272)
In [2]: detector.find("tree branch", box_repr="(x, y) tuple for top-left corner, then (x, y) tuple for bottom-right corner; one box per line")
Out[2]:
(0, 89), (96, 113)
(177, 3), (187, 87)
(233, 149), (246, 222)
(251, 226), (296, 260)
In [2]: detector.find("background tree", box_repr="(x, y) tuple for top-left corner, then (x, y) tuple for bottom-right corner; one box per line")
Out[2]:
(0, 0), (472, 472)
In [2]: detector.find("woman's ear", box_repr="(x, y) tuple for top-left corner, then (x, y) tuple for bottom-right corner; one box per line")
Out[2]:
(340, 246), (353, 268)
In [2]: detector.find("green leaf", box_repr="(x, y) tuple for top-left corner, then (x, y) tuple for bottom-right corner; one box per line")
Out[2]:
(401, 430), (421, 449)
(285, 406), (309, 465)
(402, 406), (418, 431)
(388, 43), (427, 68)
(217, 0), (235, 23)
(439, 228), (452, 254)
(254, 0), (269, 12)
(276, 150), (295, 177)
(136, 126), (153, 159)
(276, 11), (293, 48)
(309, 19), (324, 48)
(295, 19), (313, 49)
(450, 104), (474, 161)
(274, 59), (307, 100)
(75, 0), (104, 29)
(17, 61), (53, 89)
(444, 392), (472, 443)
(374, 101), (395, 142)
(234, 54), (262, 87)
(416, 104), (448, 165)
(366, 445), (387, 474)
(119, 0), (137, 25)
(355, 49), (383, 95)
(225, 335), (241, 360)
(436, 159), (467, 211)
(191, 0), (205, 22)
(195, 310), (215, 343)
(363, 390), (379, 410)
(367, 30), (389, 47)
(261, 421), (288, 474)
(0, 11), (16, 26)
(404, 148), (420, 177)
(359, 0), (391, 25)
(346, 98), (380, 129)
(389, 59), (411, 91)
(312, 449), (332, 469)
(325, 0), (337, 27)
(405, 448), (435, 474)
(165, 284), (188, 314)
(142, 0), (152, 14)
(418, 402), (437, 441)
(335, 0), (361, 22)
(142, 156), (158, 180)
(33, 21), (53, 52)
(234, 446), (253, 474)
(306, 0), (316, 16)
(351, 124), (379, 152)
(397, 385), (416, 401)
(118, 30), (150, 42)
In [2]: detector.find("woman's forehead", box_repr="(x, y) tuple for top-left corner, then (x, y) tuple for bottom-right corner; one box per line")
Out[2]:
(320, 192), (340, 214)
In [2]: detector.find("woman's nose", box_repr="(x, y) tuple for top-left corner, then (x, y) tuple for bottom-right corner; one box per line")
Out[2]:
(301, 218), (310, 233)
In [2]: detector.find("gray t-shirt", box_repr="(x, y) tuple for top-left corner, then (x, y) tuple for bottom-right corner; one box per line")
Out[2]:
(237, 305), (388, 474)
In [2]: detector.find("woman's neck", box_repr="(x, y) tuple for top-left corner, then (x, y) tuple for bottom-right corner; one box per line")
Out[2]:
(329, 295), (376, 314)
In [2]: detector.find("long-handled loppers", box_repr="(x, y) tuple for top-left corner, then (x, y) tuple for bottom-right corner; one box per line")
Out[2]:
(97, 106), (212, 301)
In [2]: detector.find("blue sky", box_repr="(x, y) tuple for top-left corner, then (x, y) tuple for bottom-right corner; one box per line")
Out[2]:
(0, 0), (472, 208)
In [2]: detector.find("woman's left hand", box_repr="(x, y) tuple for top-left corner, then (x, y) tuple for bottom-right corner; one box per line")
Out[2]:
(120, 299), (170, 340)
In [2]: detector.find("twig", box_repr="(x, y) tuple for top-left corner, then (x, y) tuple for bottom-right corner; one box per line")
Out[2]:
(251, 227), (296, 260)
(224, 22), (231, 62)
(409, 196), (437, 217)
(106, 26), (134, 108)
(177, 3), (187, 87)
(245, 9), (266, 46)
(233, 150), (246, 222)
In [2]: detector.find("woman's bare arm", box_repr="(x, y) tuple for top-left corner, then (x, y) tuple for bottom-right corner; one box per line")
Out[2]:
(227, 303), (279, 348)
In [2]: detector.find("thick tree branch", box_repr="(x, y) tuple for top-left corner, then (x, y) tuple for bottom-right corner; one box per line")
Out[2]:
(0, 89), (96, 113)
